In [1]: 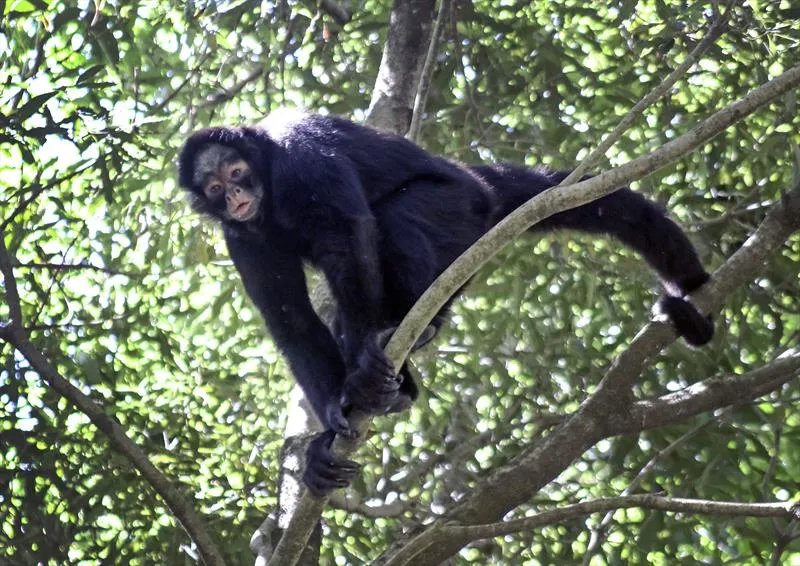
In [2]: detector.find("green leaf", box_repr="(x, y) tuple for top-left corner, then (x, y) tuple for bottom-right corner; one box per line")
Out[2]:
(12, 91), (56, 122)
(76, 64), (106, 85)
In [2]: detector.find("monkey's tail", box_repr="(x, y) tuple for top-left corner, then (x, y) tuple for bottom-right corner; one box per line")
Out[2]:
(471, 163), (714, 346)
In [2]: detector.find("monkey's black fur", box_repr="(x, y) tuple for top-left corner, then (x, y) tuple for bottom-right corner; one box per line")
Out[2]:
(178, 111), (713, 495)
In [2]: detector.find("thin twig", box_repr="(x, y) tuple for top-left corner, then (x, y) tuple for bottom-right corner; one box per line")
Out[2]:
(407, 0), (451, 142)
(581, 413), (724, 565)
(560, 5), (730, 185)
(13, 262), (143, 278)
(197, 66), (265, 108)
(1, 165), (92, 232)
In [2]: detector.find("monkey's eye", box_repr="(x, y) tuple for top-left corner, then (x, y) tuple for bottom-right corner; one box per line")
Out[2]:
(207, 184), (223, 196)
(230, 168), (242, 180)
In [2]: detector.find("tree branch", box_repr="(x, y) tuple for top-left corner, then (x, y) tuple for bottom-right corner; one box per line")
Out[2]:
(613, 349), (800, 434)
(0, 232), (229, 566)
(594, 177), (800, 402)
(383, 495), (797, 566)
(1, 165), (93, 232)
(561, 6), (729, 184)
(263, 3), (438, 564)
(327, 492), (407, 518)
(148, 49), (212, 117)
(13, 261), (143, 278)
(407, 0), (451, 142)
(384, 64), (800, 373)
(581, 409), (730, 564)
(0, 234), (23, 335)
(198, 66), (265, 109)
(379, 178), (800, 566)
(366, 0), (437, 134)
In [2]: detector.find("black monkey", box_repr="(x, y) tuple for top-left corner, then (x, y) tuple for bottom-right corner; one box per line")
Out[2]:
(177, 109), (713, 495)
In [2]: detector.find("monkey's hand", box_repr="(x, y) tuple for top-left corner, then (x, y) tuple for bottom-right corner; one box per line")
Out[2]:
(305, 331), (411, 496)
(304, 429), (361, 496)
(340, 329), (404, 415)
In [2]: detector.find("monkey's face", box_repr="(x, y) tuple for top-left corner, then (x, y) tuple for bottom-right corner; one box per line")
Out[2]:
(191, 144), (264, 223)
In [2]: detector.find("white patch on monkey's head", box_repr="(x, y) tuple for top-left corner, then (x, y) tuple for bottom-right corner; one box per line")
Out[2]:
(257, 108), (308, 143)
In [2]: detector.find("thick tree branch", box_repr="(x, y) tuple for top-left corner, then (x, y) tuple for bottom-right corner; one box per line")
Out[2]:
(378, 177), (800, 566)
(612, 349), (800, 434)
(263, 3), (437, 564)
(594, 178), (800, 402)
(0, 232), (229, 566)
(0, 236), (23, 335)
(383, 495), (797, 566)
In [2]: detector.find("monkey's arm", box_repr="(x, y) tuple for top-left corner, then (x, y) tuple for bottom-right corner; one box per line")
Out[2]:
(225, 232), (391, 495)
(273, 153), (408, 416)
(224, 232), (353, 434)
(275, 155), (385, 359)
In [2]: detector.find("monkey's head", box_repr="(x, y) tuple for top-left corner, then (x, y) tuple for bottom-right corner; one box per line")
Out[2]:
(178, 127), (274, 223)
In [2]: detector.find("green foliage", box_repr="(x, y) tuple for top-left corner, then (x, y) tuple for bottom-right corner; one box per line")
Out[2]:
(1, 0), (798, 564)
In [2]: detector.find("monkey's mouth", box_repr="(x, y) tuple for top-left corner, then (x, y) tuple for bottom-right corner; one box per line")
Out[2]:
(231, 198), (259, 221)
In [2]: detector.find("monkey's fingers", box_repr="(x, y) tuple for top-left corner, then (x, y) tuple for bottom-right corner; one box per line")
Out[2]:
(413, 324), (437, 350)
(385, 392), (414, 414)
(359, 331), (398, 380)
(304, 430), (361, 497)
(374, 326), (397, 348)
(325, 401), (356, 439)
(341, 368), (401, 415)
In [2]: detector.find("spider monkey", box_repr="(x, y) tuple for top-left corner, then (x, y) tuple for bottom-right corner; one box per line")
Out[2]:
(178, 109), (713, 495)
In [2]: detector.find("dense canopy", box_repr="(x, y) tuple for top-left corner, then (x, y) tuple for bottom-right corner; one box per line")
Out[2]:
(1, 1), (798, 564)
